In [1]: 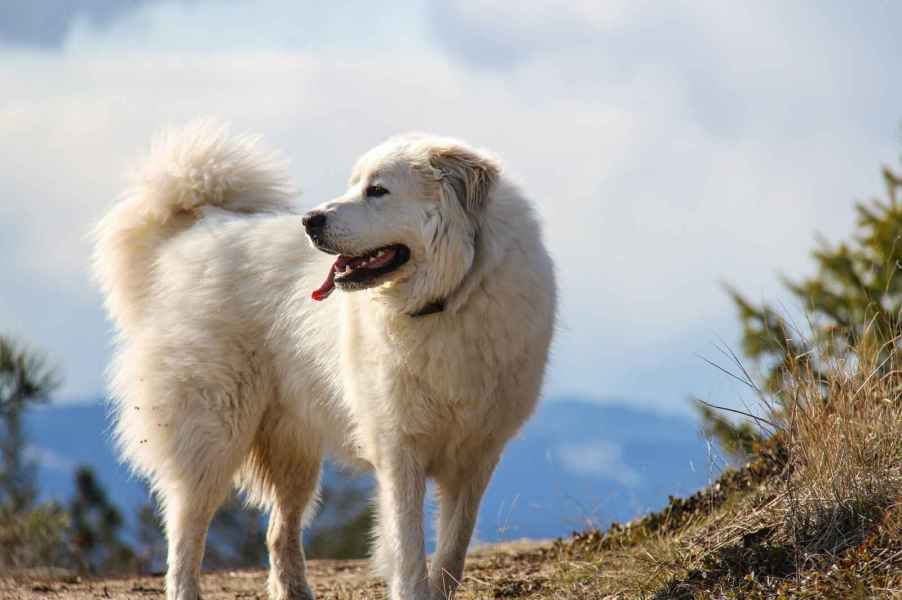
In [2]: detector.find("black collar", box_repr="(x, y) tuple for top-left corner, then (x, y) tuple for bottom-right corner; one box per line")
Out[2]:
(408, 299), (445, 318)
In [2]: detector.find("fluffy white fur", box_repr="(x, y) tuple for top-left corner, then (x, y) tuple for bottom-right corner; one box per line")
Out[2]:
(93, 121), (556, 600)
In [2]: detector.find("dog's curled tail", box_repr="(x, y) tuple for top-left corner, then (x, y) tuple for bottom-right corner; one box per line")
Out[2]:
(93, 119), (294, 331)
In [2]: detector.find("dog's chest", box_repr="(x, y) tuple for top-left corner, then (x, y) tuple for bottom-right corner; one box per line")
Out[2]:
(342, 312), (511, 438)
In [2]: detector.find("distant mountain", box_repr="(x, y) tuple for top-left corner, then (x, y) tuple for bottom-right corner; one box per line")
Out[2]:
(471, 398), (716, 542)
(24, 398), (717, 547)
(26, 402), (147, 509)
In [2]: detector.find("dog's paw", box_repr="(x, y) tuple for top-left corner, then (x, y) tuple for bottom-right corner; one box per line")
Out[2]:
(267, 578), (315, 600)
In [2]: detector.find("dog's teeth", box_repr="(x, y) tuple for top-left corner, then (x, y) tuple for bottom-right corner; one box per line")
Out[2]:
(376, 250), (385, 257)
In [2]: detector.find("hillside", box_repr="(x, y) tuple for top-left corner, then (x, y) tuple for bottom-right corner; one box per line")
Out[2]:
(4, 438), (900, 599)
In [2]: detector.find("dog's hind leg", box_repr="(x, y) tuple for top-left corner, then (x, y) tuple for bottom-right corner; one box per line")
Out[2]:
(239, 408), (322, 600)
(163, 479), (234, 600)
(144, 387), (267, 600)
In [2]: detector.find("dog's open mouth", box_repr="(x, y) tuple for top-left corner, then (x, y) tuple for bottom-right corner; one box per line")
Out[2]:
(311, 244), (410, 301)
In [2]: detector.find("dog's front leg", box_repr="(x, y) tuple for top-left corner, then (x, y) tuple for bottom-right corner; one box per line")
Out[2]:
(430, 453), (500, 599)
(373, 449), (429, 600)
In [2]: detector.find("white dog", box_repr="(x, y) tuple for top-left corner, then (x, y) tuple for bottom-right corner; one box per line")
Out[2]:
(93, 122), (556, 600)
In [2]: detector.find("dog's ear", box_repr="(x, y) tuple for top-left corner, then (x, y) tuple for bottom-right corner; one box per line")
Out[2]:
(430, 144), (499, 213)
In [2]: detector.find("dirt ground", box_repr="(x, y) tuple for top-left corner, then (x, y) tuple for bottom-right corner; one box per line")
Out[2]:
(0, 540), (550, 600)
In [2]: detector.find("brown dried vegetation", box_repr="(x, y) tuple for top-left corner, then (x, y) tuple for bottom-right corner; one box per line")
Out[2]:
(452, 333), (902, 598)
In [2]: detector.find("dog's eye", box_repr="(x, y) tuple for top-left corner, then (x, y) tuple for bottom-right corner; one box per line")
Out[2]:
(365, 184), (389, 198)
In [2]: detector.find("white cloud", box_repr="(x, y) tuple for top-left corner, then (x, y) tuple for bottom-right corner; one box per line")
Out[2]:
(557, 440), (640, 487)
(0, 1), (899, 407)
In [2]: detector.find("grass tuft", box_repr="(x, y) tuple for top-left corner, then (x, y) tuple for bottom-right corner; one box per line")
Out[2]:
(448, 331), (902, 599)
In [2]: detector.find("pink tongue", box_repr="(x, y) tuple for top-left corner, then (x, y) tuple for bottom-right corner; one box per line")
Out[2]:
(311, 270), (335, 301)
(311, 256), (348, 301)
(310, 249), (397, 302)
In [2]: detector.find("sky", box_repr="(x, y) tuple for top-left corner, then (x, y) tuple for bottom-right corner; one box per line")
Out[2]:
(1, 0), (900, 416)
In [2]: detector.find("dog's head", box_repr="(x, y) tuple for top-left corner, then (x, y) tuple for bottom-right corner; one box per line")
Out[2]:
(304, 134), (499, 314)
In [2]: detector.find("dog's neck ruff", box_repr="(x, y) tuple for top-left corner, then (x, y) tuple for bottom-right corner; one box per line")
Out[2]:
(406, 225), (483, 319)
(408, 299), (445, 318)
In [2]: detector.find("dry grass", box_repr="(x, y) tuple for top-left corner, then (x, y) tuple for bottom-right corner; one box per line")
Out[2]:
(450, 333), (902, 598)
(779, 335), (902, 562)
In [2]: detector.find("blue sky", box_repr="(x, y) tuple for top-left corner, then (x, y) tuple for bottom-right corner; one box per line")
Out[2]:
(1, 1), (900, 415)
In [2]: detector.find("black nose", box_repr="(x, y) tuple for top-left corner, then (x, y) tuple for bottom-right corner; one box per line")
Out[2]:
(302, 211), (326, 233)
